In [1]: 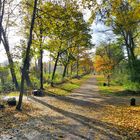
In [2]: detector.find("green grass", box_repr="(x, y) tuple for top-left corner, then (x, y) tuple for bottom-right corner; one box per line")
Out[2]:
(61, 83), (79, 91)
(96, 75), (126, 96)
(45, 74), (92, 96)
(0, 92), (19, 98)
(96, 75), (140, 97)
(8, 92), (19, 97)
(0, 74), (92, 97)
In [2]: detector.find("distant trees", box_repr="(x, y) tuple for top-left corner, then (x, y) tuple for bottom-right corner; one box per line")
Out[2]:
(15, 0), (93, 109)
(100, 0), (140, 82)
(0, 0), (93, 110)
(84, 0), (140, 85)
(20, 0), (93, 87)
(94, 42), (124, 86)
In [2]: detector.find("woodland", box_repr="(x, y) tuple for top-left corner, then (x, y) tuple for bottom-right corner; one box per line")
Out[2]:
(0, 0), (140, 139)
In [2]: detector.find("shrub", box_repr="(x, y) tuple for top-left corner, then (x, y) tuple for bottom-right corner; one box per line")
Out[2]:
(124, 81), (140, 91)
(2, 82), (15, 92)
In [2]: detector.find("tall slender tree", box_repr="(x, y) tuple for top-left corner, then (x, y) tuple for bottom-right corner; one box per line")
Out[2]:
(0, 0), (19, 89)
(16, 0), (38, 111)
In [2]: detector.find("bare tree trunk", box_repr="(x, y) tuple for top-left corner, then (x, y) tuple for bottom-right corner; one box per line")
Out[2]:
(40, 49), (43, 89)
(39, 28), (43, 90)
(76, 45), (79, 77)
(1, 0), (19, 89)
(1, 28), (19, 90)
(0, 0), (5, 44)
(48, 53), (51, 82)
(76, 59), (79, 77)
(67, 65), (69, 76)
(107, 75), (110, 86)
(51, 52), (60, 86)
(123, 31), (137, 82)
(16, 0), (38, 111)
(62, 58), (70, 78)
(25, 72), (32, 87)
(70, 64), (73, 77)
(49, 56), (51, 75)
(62, 64), (68, 78)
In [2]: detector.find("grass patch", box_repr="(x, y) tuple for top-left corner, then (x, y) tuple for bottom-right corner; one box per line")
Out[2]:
(0, 92), (19, 100)
(61, 83), (79, 92)
(96, 75), (127, 96)
(7, 92), (19, 97)
(45, 74), (92, 96)
(0, 74), (92, 97)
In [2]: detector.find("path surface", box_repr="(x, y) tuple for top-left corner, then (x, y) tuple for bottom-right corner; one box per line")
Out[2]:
(0, 76), (138, 140)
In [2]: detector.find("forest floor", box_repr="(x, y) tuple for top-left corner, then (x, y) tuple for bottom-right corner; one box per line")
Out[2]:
(0, 75), (140, 140)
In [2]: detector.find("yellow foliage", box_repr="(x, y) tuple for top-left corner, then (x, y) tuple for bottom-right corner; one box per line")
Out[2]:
(109, 0), (140, 31)
(94, 55), (115, 74)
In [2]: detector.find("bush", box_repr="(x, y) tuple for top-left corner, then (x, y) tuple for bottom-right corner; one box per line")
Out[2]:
(2, 82), (15, 92)
(124, 81), (140, 91)
(30, 76), (40, 89)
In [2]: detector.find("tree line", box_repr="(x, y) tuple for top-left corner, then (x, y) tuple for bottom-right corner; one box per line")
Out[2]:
(1, 0), (140, 110)
(0, 0), (93, 110)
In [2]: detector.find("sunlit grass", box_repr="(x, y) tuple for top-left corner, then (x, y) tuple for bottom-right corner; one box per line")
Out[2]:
(60, 83), (79, 91)
(0, 74), (92, 97)
(45, 74), (92, 96)
(96, 75), (125, 96)
(8, 92), (19, 97)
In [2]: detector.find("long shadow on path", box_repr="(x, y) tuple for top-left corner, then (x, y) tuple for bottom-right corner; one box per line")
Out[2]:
(44, 92), (104, 111)
(30, 96), (123, 140)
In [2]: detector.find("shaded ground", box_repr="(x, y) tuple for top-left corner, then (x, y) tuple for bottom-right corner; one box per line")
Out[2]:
(0, 76), (140, 140)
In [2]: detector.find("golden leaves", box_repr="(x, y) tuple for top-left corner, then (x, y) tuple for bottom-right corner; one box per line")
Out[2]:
(94, 55), (115, 73)
(0, 103), (41, 135)
(103, 105), (140, 139)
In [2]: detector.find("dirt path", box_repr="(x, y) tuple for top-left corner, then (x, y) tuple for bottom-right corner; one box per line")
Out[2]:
(1, 76), (139, 140)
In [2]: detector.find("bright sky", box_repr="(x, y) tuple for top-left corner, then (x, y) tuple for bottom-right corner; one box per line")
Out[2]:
(0, 4), (113, 64)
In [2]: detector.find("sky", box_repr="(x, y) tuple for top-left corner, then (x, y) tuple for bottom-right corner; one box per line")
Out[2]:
(0, 2), (113, 64)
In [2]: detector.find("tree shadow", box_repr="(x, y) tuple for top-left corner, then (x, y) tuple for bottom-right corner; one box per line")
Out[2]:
(43, 91), (104, 111)
(29, 96), (127, 139)
(110, 90), (140, 97)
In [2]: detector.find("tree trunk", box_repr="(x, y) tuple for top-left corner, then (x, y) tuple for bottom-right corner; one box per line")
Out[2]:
(67, 65), (69, 76)
(40, 49), (43, 89)
(62, 64), (68, 78)
(16, 71), (25, 111)
(107, 75), (110, 86)
(128, 35), (136, 82)
(76, 59), (79, 77)
(25, 72), (32, 87)
(16, 0), (38, 111)
(49, 58), (51, 75)
(39, 28), (43, 90)
(48, 55), (51, 82)
(51, 52), (60, 86)
(70, 64), (73, 77)
(123, 31), (136, 82)
(76, 45), (79, 77)
(1, 28), (19, 90)
(0, 0), (5, 44)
